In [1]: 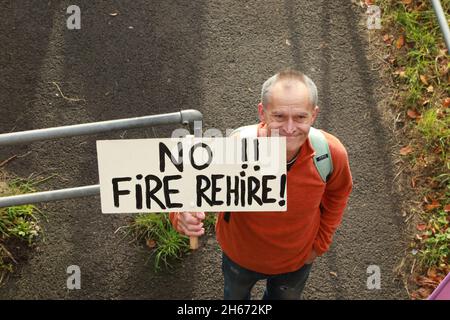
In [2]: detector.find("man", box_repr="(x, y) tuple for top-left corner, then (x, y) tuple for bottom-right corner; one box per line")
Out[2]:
(170, 69), (353, 300)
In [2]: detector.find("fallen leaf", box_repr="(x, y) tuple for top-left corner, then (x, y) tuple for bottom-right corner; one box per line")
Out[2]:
(285, 39), (291, 46)
(407, 109), (421, 119)
(146, 239), (156, 249)
(426, 85), (434, 93)
(416, 223), (427, 231)
(394, 68), (406, 78)
(414, 287), (433, 299)
(396, 35), (405, 49)
(438, 109), (447, 119)
(433, 146), (442, 154)
(425, 200), (440, 211)
(400, 145), (413, 155)
(444, 204), (450, 212)
(416, 277), (439, 289)
(438, 64), (449, 77)
(443, 97), (450, 108)
(427, 268), (437, 278)
(109, 12), (119, 16)
(402, 0), (412, 4)
(438, 48), (448, 58)
(382, 34), (391, 43)
(411, 177), (417, 188)
(426, 269), (444, 284)
(330, 271), (338, 277)
(419, 75), (428, 85)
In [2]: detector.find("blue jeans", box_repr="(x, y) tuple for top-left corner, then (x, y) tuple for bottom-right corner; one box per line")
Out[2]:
(222, 252), (313, 300)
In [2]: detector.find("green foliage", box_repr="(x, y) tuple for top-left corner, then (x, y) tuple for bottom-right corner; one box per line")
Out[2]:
(0, 205), (40, 243)
(377, 0), (449, 275)
(125, 212), (218, 271)
(126, 213), (189, 270)
(417, 108), (450, 165)
(0, 177), (42, 284)
(419, 209), (450, 268)
(203, 213), (217, 231)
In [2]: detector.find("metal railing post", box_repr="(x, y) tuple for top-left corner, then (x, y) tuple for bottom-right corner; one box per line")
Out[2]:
(431, 0), (450, 51)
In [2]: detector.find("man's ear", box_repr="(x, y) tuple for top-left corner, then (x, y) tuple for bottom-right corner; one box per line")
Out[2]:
(311, 106), (319, 124)
(258, 102), (266, 123)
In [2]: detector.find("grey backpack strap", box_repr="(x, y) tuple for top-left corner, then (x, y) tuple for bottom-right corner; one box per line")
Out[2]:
(229, 124), (258, 138)
(225, 124), (258, 223)
(308, 127), (333, 182)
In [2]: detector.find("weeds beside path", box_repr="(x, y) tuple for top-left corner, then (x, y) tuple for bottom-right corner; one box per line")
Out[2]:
(372, 0), (449, 299)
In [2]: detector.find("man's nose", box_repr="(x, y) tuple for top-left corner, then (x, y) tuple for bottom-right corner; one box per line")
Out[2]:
(285, 118), (295, 134)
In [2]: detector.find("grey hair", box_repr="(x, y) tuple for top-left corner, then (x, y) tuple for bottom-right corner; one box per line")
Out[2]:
(261, 70), (318, 108)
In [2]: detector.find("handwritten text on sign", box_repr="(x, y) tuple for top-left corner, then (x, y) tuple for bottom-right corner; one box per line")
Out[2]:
(97, 137), (286, 213)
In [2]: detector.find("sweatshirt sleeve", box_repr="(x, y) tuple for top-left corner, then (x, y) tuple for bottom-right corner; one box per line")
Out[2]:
(169, 212), (185, 234)
(313, 135), (353, 256)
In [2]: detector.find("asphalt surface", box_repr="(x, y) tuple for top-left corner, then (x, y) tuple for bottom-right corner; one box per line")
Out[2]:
(0, 0), (408, 299)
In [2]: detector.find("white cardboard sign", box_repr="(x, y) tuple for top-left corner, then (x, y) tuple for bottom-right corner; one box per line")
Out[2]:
(96, 137), (286, 213)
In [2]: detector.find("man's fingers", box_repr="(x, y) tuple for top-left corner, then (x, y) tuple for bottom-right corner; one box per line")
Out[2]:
(188, 229), (205, 237)
(178, 218), (203, 232)
(178, 222), (205, 237)
(259, 127), (268, 137)
(176, 212), (206, 237)
(193, 212), (205, 220)
(183, 213), (201, 225)
(183, 221), (204, 232)
(183, 212), (205, 224)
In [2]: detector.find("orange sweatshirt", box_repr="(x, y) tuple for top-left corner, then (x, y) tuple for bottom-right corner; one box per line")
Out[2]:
(170, 126), (352, 275)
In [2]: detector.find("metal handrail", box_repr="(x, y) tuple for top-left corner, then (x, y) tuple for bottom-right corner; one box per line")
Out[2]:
(0, 109), (202, 146)
(0, 109), (203, 208)
(0, 185), (100, 208)
(431, 0), (450, 51)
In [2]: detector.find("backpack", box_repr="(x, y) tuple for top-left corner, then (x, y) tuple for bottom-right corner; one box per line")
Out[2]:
(230, 124), (333, 182)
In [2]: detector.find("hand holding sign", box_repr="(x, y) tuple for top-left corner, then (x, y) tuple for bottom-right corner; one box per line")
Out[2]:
(177, 212), (206, 236)
(177, 211), (205, 249)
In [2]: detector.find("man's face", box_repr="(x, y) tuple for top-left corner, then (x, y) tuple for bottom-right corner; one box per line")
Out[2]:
(258, 80), (319, 154)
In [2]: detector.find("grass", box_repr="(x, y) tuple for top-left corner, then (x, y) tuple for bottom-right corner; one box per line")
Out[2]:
(124, 212), (217, 271)
(0, 172), (43, 284)
(127, 213), (189, 270)
(419, 209), (450, 268)
(0, 205), (40, 244)
(417, 108), (450, 164)
(374, 0), (449, 298)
